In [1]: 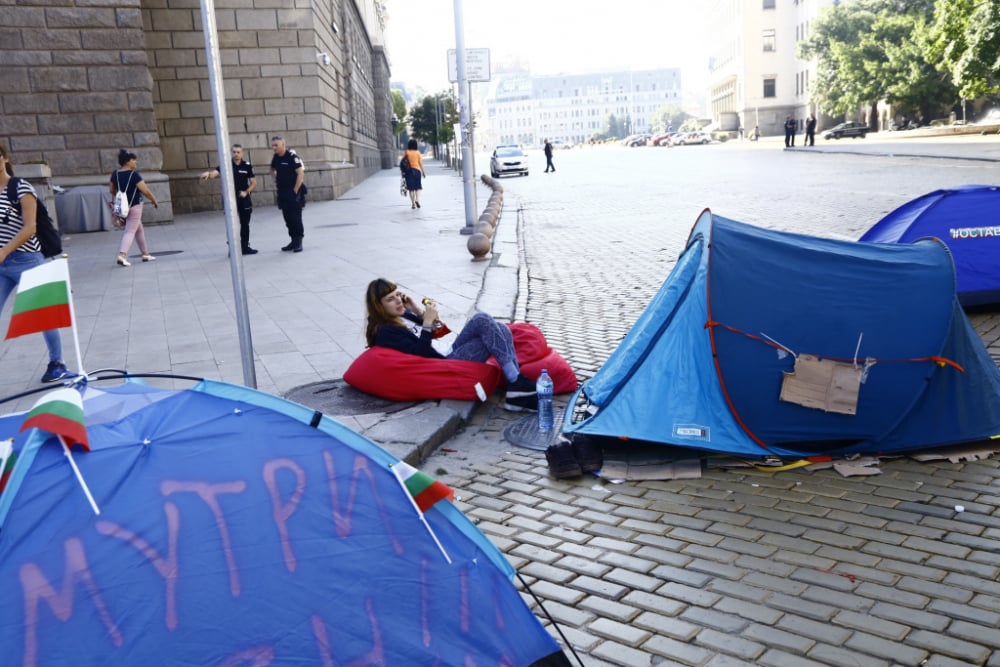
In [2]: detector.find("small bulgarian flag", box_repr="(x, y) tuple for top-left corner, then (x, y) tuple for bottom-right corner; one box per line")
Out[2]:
(20, 387), (89, 451)
(6, 258), (72, 340)
(0, 439), (14, 494)
(391, 461), (454, 512)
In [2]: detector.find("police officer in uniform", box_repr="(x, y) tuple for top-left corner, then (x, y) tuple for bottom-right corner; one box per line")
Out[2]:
(200, 144), (258, 255)
(269, 135), (305, 253)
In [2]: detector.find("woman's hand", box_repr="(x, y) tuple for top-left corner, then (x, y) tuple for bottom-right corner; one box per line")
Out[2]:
(421, 299), (439, 325)
(400, 292), (420, 315)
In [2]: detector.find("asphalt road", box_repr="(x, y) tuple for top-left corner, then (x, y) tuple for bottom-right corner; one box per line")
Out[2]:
(429, 138), (1000, 667)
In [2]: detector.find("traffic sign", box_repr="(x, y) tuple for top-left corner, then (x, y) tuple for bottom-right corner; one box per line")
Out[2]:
(447, 48), (491, 83)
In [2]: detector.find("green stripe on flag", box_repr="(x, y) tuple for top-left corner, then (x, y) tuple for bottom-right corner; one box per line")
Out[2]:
(11, 282), (69, 315)
(25, 399), (84, 424)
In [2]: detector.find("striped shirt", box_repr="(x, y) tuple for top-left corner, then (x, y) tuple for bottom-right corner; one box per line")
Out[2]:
(0, 178), (42, 254)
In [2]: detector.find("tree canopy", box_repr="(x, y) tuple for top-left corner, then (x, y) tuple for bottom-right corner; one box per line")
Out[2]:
(924, 0), (1000, 100)
(800, 0), (976, 121)
(406, 93), (459, 147)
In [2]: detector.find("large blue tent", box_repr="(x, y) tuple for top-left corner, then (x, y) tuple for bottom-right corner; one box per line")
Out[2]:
(563, 210), (1000, 458)
(860, 185), (1000, 306)
(0, 378), (570, 667)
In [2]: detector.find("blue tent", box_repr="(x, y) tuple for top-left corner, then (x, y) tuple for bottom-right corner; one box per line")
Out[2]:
(860, 185), (1000, 306)
(563, 210), (1000, 458)
(0, 379), (570, 667)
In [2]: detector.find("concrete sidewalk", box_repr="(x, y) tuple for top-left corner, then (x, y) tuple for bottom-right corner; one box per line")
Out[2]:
(0, 159), (516, 463)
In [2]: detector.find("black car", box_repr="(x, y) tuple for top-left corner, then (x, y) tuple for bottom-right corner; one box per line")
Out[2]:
(823, 121), (868, 140)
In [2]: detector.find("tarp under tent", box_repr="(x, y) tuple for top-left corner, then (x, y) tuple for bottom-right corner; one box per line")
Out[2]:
(0, 378), (570, 667)
(859, 185), (1000, 306)
(562, 210), (1000, 458)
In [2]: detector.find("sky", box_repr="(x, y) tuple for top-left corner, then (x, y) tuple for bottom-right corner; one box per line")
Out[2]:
(383, 0), (709, 95)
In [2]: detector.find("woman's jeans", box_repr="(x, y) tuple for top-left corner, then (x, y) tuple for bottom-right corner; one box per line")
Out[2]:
(0, 251), (63, 362)
(447, 312), (518, 378)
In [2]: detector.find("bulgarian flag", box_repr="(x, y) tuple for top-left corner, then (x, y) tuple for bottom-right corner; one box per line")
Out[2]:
(0, 440), (14, 494)
(20, 387), (89, 451)
(391, 461), (454, 512)
(6, 258), (72, 339)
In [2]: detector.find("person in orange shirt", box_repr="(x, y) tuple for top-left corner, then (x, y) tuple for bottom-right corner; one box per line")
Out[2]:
(401, 139), (426, 209)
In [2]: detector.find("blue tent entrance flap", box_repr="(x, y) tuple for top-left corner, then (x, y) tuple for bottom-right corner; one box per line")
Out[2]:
(0, 380), (569, 667)
(860, 185), (1000, 306)
(564, 209), (1000, 458)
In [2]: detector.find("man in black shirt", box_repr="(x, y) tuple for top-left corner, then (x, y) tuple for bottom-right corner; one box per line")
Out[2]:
(784, 115), (797, 148)
(200, 144), (258, 255)
(269, 135), (305, 252)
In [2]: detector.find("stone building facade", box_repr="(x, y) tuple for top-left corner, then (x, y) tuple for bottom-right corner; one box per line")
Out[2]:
(0, 0), (395, 222)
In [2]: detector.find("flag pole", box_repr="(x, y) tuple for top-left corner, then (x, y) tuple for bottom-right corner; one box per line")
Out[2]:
(58, 435), (99, 515)
(60, 259), (87, 379)
(390, 463), (451, 564)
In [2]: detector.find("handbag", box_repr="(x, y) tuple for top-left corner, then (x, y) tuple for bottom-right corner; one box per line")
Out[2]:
(400, 177), (408, 197)
(111, 170), (134, 220)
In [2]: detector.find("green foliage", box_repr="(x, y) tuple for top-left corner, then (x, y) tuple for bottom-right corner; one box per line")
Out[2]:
(590, 113), (626, 141)
(925, 0), (1000, 99)
(406, 93), (460, 146)
(800, 0), (956, 120)
(650, 104), (689, 132)
(391, 90), (407, 136)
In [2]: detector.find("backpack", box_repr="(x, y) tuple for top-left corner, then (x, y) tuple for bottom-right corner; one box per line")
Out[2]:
(112, 170), (133, 219)
(3, 178), (63, 258)
(400, 156), (411, 176)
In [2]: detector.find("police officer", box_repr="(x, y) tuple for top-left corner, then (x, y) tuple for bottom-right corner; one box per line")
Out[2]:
(200, 144), (258, 255)
(269, 135), (305, 253)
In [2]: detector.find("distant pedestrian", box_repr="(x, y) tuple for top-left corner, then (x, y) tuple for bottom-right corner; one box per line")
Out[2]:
(401, 139), (426, 209)
(270, 135), (305, 252)
(111, 149), (158, 267)
(784, 115), (797, 147)
(738, 125), (744, 140)
(752, 125), (760, 141)
(200, 144), (258, 255)
(804, 114), (817, 147)
(0, 142), (74, 383)
(544, 139), (556, 173)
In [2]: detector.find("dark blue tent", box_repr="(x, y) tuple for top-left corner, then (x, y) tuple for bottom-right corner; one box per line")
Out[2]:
(0, 379), (570, 667)
(860, 185), (1000, 306)
(563, 210), (1000, 457)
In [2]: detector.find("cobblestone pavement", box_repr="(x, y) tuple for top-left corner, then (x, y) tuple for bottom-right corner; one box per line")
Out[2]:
(425, 141), (1000, 667)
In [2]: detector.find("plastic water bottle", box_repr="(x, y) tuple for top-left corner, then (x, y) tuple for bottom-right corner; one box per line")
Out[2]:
(536, 369), (554, 432)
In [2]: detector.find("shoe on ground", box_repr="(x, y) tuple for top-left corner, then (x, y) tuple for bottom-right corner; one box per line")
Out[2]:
(142, 254), (156, 262)
(116, 254), (131, 267)
(546, 441), (582, 479)
(292, 245), (303, 253)
(503, 373), (538, 412)
(242, 247), (259, 255)
(41, 361), (73, 384)
(571, 435), (603, 472)
(281, 242), (296, 251)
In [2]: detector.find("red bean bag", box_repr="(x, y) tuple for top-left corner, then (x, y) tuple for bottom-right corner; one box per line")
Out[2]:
(343, 322), (577, 401)
(343, 346), (503, 401)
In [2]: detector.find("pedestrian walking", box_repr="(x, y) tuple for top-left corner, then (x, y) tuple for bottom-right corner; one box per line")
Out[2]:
(269, 135), (305, 252)
(752, 125), (760, 141)
(805, 114), (817, 147)
(364, 278), (537, 411)
(200, 144), (258, 255)
(544, 139), (556, 173)
(110, 149), (158, 267)
(0, 142), (74, 383)
(401, 139), (426, 209)
(784, 115), (797, 147)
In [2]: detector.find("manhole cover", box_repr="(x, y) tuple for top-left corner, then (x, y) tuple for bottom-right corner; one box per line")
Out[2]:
(285, 379), (417, 416)
(502, 407), (565, 450)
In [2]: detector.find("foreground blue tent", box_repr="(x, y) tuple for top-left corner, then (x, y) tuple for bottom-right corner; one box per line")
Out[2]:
(0, 378), (569, 667)
(563, 210), (1000, 458)
(860, 185), (1000, 306)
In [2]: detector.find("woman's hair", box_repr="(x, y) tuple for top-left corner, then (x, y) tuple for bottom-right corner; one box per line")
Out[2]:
(118, 149), (137, 167)
(0, 142), (13, 176)
(364, 278), (402, 347)
(407, 139), (418, 151)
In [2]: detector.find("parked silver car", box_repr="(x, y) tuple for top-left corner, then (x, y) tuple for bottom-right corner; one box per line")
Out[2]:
(490, 145), (529, 177)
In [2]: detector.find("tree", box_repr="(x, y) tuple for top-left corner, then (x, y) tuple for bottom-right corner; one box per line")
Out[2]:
(799, 0), (955, 123)
(650, 104), (690, 132)
(391, 90), (407, 135)
(406, 93), (459, 149)
(925, 0), (1000, 100)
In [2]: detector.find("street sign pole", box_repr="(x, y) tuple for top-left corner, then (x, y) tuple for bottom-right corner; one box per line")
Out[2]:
(452, 0), (477, 234)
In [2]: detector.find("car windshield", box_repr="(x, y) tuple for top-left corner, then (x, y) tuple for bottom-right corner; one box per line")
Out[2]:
(496, 147), (523, 157)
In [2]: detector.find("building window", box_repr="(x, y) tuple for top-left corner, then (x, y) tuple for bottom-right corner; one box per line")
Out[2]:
(763, 29), (776, 52)
(763, 0), (775, 8)
(763, 79), (776, 98)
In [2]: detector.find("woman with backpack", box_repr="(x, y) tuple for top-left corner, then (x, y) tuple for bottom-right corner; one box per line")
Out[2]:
(0, 142), (74, 383)
(110, 149), (158, 267)
(400, 139), (426, 209)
